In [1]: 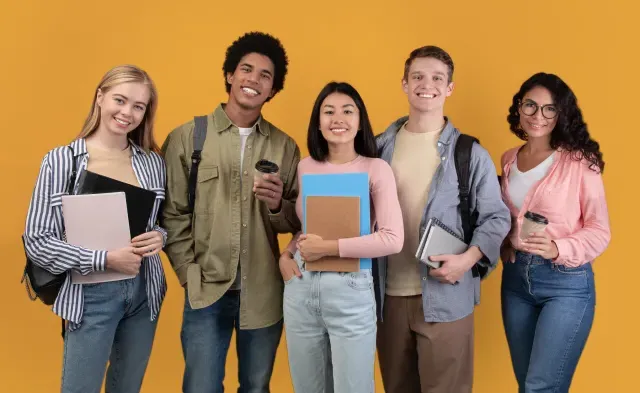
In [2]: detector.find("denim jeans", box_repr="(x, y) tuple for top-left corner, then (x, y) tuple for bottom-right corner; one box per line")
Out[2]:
(501, 251), (595, 393)
(283, 251), (377, 393)
(181, 289), (283, 393)
(61, 274), (158, 393)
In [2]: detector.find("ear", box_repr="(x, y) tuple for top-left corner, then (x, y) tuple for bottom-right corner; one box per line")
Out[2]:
(268, 89), (274, 98)
(96, 88), (104, 106)
(226, 72), (234, 86)
(446, 81), (455, 97)
(402, 78), (409, 95)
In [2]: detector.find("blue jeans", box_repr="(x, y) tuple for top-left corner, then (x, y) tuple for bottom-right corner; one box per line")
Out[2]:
(501, 251), (595, 393)
(181, 289), (283, 393)
(61, 274), (158, 393)
(283, 252), (377, 393)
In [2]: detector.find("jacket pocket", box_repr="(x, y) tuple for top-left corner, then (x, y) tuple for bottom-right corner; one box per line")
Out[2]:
(195, 165), (219, 214)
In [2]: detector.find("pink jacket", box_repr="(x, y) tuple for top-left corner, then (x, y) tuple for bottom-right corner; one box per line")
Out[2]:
(501, 147), (611, 267)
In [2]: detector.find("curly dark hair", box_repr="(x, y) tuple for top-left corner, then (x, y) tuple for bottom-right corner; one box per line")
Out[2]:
(507, 72), (604, 173)
(307, 82), (377, 161)
(222, 32), (288, 101)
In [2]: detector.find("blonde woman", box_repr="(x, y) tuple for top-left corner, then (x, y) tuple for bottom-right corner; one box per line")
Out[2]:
(23, 65), (167, 393)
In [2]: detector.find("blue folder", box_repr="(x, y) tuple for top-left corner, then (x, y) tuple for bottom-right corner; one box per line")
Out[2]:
(301, 172), (371, 270)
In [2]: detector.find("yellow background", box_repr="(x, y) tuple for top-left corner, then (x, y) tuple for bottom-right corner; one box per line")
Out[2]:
(1, 0), (636, 392)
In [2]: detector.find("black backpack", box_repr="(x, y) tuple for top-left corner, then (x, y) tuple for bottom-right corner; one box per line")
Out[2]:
(454, 134), (492, 279)
(21, 146), (78, 305)
(187, 116), (209, 211)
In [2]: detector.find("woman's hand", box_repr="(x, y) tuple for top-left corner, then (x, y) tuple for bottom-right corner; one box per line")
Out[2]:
(106, 247), (142, 275)
(522, 231), (559, 260)
(297, 234), (338, 262)
(131, 231), (164, 257)
(501, 242), (516, 263)
(279, 251), (301, 282)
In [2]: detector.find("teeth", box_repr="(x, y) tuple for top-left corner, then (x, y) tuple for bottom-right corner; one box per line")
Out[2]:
(419, 94), (435, 98)
(242, 87), (259, 96)
(331, 128), (347, 133)
(114, 118), (130, 125)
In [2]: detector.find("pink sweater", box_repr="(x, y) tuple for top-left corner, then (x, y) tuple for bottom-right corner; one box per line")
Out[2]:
(286, 155), (404, 259)
(501, 147), (611, 267)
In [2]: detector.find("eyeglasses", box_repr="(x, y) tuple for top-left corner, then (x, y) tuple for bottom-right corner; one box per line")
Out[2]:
(519, 100), (559, 119)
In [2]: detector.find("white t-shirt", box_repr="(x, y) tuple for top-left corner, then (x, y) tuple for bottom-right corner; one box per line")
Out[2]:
(239, 127), (253, 172)
(508, 152), (555, 210)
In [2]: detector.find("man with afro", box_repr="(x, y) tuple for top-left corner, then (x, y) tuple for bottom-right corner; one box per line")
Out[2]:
(162, 31), (301, 393)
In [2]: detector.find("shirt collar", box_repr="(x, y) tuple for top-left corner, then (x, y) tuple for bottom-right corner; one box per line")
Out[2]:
(213, 103), (270, 136)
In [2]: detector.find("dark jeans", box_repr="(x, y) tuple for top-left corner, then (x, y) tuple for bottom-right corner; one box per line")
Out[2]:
(181, 290), (283, 393)
(502, 251), (595, 393)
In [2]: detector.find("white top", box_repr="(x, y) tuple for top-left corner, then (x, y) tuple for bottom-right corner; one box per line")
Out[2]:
(508, 152), (555, 210)
(239, 127), (253, 171)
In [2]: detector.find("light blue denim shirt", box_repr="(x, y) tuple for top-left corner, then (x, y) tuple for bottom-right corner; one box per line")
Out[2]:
(375, 116), (510, 322)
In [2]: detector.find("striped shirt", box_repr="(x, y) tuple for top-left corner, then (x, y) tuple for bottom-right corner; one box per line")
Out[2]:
(23, 138), (167, 330)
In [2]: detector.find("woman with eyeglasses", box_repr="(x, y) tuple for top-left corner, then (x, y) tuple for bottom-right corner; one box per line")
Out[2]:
(499, 72), (611, 393)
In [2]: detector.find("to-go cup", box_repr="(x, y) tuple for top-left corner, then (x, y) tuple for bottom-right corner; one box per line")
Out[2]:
(254, 159), (279, 182)
(520, 211), (549, 240)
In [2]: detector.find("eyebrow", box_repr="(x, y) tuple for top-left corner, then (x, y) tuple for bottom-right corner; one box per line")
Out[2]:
(523, 98), (555, 106)
(323, 104), (356, 109)
(113, 93), (147, 107)
(240, 62), (273, 77)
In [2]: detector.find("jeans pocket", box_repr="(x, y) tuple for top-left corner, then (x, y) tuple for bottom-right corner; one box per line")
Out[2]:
(554, 264), (589, 275)
(284, 275), (297, 285)
(345, 270), (373, 291)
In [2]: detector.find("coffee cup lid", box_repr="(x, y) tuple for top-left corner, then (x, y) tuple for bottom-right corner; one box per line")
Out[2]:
(524, 211), (548, 225)
(255, 159), (279, 174)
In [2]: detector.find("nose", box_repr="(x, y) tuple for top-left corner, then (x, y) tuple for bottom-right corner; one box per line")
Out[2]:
(247, 70), (259, 84)
(120, 105), (132, 117)
(533, 108), (545, 121)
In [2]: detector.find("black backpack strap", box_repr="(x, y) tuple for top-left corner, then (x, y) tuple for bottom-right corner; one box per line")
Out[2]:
(454, 134), (484, 278)
(63, 145), (78, 339)
(68, 146), (78, 194)
(188, 116), (208, 211)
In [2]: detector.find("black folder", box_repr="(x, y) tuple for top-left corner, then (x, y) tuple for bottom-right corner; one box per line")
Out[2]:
(75, 170), (157, 238)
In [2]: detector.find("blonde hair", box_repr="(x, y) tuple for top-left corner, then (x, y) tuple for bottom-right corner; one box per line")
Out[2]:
(77, 65), (160, 153)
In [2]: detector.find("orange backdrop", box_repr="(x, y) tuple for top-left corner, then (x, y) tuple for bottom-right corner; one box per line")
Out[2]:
(1, 0), (637, 392)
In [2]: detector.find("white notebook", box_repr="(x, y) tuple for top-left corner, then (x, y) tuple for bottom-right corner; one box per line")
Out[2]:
(415, 218), (468, 269)
(62, 192), (136, 284)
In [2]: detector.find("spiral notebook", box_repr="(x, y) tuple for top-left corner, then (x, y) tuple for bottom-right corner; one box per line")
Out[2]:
(415, 218), (468, 269)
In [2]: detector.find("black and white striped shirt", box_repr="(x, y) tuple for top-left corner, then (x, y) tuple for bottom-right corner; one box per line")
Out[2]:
(23, 138), (167, 330)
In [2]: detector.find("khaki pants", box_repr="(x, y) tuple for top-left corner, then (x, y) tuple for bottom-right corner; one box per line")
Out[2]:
(376, 295), (474, 393)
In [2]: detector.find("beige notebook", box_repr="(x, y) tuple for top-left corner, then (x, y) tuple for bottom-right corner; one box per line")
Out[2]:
(62, 192), (135, 284)
(304, 195), (360, 272)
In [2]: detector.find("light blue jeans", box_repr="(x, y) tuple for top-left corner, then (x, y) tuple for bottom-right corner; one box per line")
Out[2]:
(283, 251), (376, 393)
(61, 273), (158, 393)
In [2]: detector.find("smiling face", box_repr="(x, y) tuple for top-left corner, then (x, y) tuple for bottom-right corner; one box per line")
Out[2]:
(403, 56), (454, 114)
(96, 82), (150, 137)
(226, 52), (275, 111)
(318, 92), (360, 148)
(518, 86), (558, 139)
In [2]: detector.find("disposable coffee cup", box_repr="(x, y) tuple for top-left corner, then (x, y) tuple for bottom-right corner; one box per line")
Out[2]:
(520, 211), (549, 240)
(254, 159), (279, 182)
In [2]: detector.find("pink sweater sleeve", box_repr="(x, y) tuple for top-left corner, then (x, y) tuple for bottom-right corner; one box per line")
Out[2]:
(554, 167), (611, 267)
(338, 160), (404, 258)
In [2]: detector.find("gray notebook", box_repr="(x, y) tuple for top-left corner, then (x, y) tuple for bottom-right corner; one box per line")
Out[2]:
(416, 218), (468, 269)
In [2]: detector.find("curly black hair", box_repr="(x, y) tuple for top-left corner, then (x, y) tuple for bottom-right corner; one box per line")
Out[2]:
(222, 32), (288, 101)
(507, 72), (605, 173)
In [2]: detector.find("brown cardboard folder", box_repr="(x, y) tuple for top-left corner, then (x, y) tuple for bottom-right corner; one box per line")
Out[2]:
(304, 195), (360, 272)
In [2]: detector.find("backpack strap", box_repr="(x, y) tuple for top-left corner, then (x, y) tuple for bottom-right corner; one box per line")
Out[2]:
(453, 134), (485, 279)
(188, 116), (209, 212)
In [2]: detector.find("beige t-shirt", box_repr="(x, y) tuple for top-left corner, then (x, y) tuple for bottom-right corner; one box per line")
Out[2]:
(386, 123), (442, 296)
(86, 142), (140, 187)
